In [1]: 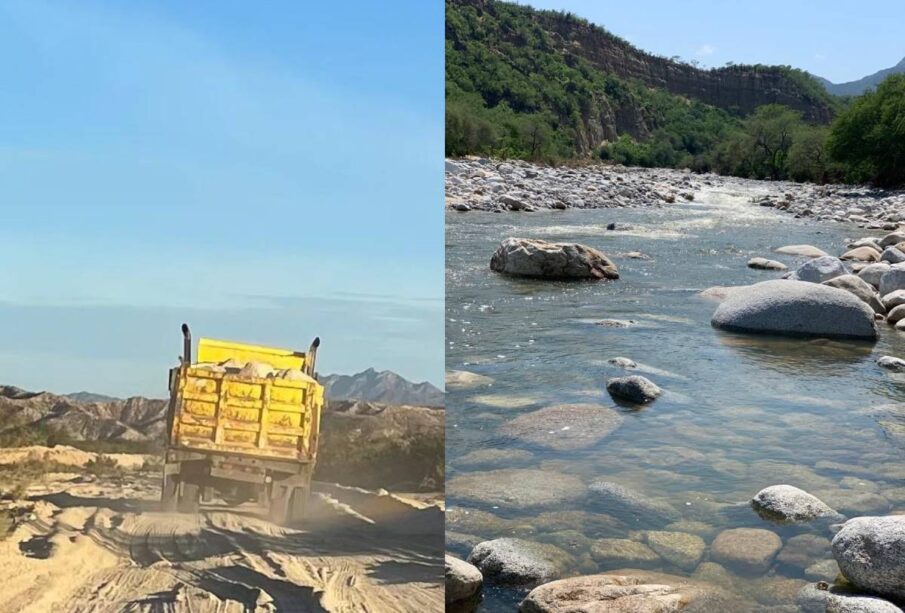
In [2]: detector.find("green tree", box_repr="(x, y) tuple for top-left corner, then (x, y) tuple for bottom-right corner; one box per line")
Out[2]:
(828, 74), (905, 187)
(745, 104), (801, 179)
(787, 125), (831, 182)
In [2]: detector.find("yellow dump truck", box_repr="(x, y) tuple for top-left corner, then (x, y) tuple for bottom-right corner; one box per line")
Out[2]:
(162, 324), (324, 524)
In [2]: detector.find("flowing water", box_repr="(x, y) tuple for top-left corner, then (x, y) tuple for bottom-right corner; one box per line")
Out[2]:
(445, 185), (905, 610)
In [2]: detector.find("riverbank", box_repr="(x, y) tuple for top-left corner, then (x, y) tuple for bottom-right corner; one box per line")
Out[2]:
(445, 158), (905, 230)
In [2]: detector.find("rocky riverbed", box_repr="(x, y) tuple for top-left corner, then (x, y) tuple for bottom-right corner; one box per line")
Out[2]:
(445, 163), (905, 611)
(445, 158), (905, 229)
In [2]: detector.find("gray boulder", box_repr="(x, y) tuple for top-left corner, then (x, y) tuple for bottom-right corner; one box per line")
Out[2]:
(881, 289), (905, 311)
(880, 232), (905, 248)
(711, 280), (878, 340)
(467, 538), (573, 586)
(445, 555), (483, 604)
(751, 485), (841, 523)
(606, 375), (662, 404)
(860, 263), (892, 288)
(887, 304), (905, 325)
(823, 274), (885, 314)
(832, 515), (905, 600)
(490, 237), (619, 280)
(798, 583), (903, 613)
(790, 256), (848, 283)
(881, 247), (905, 264)
(879, 266), (905, 297)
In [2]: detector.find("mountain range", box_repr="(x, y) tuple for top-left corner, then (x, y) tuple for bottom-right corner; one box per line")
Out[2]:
(319, 368), (444, 406)
(813, 56), (905, 96)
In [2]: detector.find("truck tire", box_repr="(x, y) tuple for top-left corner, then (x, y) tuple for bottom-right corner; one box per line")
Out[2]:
(289, 487), (309, 523)
(178, 481), (200, 513)
(161, 474), (179, 512)
(267, 483), (292, 525)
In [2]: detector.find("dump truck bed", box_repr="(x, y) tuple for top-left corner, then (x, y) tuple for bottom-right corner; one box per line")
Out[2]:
(168, 338), (324, 463)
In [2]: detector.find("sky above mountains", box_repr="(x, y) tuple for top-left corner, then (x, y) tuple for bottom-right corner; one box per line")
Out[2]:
(523, 0), (904, 83)
(0, 0), (443, 396)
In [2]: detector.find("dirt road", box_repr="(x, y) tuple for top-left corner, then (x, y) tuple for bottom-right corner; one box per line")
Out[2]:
(0, 459), (444, 612)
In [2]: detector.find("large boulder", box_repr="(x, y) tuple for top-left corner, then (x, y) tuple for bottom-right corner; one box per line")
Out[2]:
(445, 555), (483, 604)
(710, 528), (782, 575)
(860, 263), (892, 288)
(490, 237), (619, 280)
(467, 538), (573, 586)
(519, 571), (746, 612)
(880, 232), (905, 249)
(789, 256), (848, 283)
(606, 376), (662, 404)
(823, 274), (885, 314)
(888, 304), (905, 325)
(879, 266), (905, 297)
(881, 247), (905, 264)
(751, 485), (841, 523)
(500, 404), (623, 451)
(832, 515), (905, 600)
(448, 469), (587, 510)
(842, 246), (882, 262)
(711, 280), (878, 340)
(881, 289), (905, 311)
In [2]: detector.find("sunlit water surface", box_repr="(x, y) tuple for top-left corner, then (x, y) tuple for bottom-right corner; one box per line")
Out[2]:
(445, 186), (905, 610)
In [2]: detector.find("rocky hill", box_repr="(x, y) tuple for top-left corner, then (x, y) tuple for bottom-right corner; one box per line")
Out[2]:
(0, 386), (167, 444)
(447, 0), (837, 157)
(320, 368), (443, 406)
(814, 56), (905, 96)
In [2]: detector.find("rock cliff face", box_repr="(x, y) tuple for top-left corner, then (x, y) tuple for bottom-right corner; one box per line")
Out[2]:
(450, 0), (835, 143)
(539, 18), (834, 122)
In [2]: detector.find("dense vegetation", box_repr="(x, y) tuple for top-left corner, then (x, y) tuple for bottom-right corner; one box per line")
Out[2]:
(446, 0), (905, 187)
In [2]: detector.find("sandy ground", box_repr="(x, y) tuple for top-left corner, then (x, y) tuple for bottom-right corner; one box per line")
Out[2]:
(0, 453), (444, 612)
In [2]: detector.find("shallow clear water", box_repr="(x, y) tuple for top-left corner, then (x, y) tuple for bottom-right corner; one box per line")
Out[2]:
(445, 186), (905, 610)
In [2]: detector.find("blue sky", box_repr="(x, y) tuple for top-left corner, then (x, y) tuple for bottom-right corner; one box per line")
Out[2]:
(523, 0), (905, 83)
(0, 1), (443, 397)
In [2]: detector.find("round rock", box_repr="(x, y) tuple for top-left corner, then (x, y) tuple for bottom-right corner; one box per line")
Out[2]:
(467, 538), (573, 586)
(832, 515), (905, 600)
(823, 274), (886, 314)
(711, 279), (878, 340)
(643, 531), (706, 570)
(751, 485), (841, 523)
(789, 256), (848, 283)
(519, 571), (745, 613)
(710, 528), (782, 575)
(606, 375), (662, 404)
(490, 237), (619, 280)
(445, 555), (483, 604)
(499, 404), (623, 451)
